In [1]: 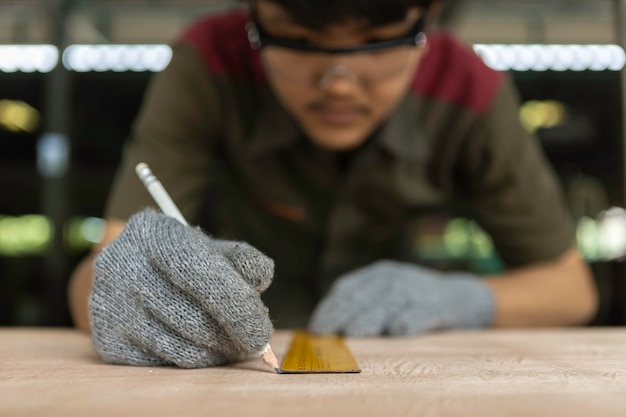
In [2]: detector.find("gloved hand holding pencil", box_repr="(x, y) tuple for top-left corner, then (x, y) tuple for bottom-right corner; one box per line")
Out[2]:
(89, 209), (276, 368)
(90, 163), (278, 370)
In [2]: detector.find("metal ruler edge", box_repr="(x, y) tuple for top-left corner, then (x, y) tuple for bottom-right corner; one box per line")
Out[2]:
(278, 330), (361, 374)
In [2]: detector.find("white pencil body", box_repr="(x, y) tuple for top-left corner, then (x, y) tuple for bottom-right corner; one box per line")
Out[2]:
(135, 163), (188, 226)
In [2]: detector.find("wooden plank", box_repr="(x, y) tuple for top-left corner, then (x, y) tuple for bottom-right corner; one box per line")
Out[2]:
(3, 328), (626, 417)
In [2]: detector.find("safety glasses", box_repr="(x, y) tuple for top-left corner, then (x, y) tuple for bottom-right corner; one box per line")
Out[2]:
(247, 13), (427, 87)
(247, 14), (427, 55)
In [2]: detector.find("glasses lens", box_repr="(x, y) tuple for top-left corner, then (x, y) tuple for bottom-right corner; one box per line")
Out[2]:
(262, 47), (322, 84)
(350, 46), (415, 82)
(262, 45), (416, 85)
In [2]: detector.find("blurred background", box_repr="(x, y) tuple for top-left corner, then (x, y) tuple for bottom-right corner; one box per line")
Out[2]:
(2, 0), (626, 327)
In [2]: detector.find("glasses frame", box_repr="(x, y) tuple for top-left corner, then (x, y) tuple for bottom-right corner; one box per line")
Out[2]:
(247, 14), (427, 55)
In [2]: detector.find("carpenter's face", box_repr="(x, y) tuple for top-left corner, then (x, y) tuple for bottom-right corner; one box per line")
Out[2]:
(256, 1), (429, 150)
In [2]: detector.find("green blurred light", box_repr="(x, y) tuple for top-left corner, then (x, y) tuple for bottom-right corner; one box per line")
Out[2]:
(82, 217), (105, 243)
(577, 216), (600, 261)
(0, 214), (105, 256)
(467, 221), (495, 259)
(443, 218), (471, 257)
(1, 212), (622, 263)
(0, 215), (52, 256)
(65, 217), (105, 252)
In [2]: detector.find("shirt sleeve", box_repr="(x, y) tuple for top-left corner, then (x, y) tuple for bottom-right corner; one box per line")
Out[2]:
(104, 41), (219, 224)
(456, 77), (575, 267)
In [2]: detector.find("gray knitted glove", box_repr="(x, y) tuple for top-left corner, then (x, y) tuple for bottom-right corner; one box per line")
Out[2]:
(89, 209), (274, 368)
(309, 260), (494, 337)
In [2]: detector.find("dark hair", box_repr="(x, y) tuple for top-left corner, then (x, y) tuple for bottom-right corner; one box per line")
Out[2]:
(259, 0), (435, 30)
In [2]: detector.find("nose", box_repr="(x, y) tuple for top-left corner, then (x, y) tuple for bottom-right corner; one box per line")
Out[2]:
(317, 64), (360, 93)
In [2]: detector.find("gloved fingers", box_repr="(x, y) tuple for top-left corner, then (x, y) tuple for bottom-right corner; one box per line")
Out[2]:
(308, 294), (364, 335)
(162, 253), (273, 354)
(341, 303), (401, 337)
(201, 284), (273, 355)
(126, 209), (272, 353)
(128, 311), (229, 368)
(121, 209), (270, 356)
(140, 301), (241, 364)
(309, 268), (392, 335)
(90, 210), (271, 367)
(211, 240), (274, 293)
(136, 280), (232, 357)
(130, 209), (273, 294)
(384, 260), (445, 278)
(387, 305), (440, 336)
(92, 333), (166, 367)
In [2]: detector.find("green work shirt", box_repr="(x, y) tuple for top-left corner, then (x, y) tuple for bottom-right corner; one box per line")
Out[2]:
(105, 9), (574, 327)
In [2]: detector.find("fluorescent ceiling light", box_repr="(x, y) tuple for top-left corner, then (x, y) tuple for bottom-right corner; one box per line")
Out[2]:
(0, 45), (59, 73)
(473, 44), (626, 72)
(62, 44), (172, 72)
(1, 43), (624, 73)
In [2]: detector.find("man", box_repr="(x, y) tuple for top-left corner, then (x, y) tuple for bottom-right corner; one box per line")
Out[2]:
(69, 0), (598, 368)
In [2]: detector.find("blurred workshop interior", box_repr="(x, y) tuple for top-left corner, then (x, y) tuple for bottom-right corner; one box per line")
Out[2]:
(2, 0), (626, 326)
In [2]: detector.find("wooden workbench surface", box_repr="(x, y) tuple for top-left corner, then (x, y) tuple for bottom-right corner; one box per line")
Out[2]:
(3, 328), (626, 416)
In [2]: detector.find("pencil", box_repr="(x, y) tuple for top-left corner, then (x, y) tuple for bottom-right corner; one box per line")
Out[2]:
(135, 162), (280, 373)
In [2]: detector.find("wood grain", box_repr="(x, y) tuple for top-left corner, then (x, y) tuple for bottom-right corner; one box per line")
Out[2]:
(3, 328), (626, 417)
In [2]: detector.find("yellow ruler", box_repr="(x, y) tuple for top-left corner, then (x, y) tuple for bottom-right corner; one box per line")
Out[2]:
(279, 330), (361, 374)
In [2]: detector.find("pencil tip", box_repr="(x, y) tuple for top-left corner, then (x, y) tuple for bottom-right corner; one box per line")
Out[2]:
(261, 346), (280, 372)
(274, 368), (281, 374)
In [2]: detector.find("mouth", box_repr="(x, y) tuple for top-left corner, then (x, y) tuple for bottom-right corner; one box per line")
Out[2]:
(310, 105), (366, 126)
